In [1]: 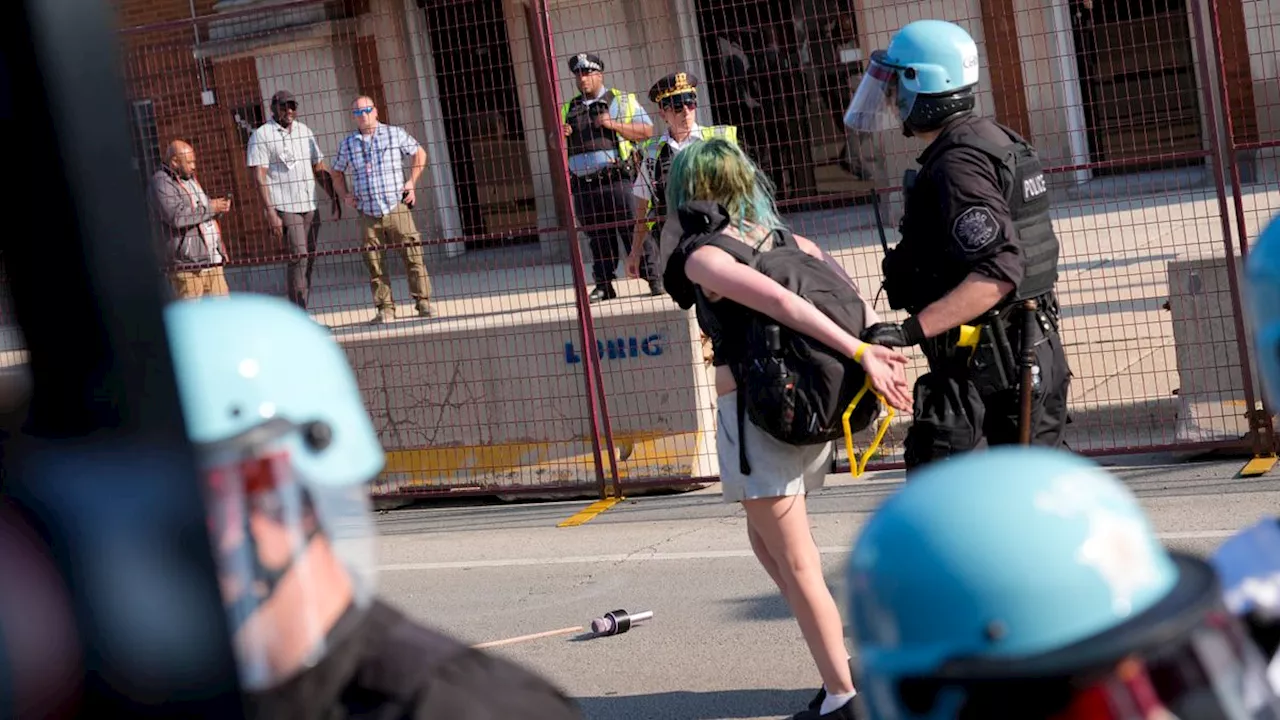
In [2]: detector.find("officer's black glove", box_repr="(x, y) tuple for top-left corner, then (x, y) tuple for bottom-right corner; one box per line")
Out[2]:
(862, 316), (925, 348)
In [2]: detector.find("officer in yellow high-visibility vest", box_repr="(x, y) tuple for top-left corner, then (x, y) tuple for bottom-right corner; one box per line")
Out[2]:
(626, 72), (738, 288)
(561, 52), (655, 303)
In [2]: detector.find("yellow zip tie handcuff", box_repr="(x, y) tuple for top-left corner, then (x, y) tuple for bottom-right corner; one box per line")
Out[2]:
(841, 324), (981, 478)
(842, 375), (895, 478)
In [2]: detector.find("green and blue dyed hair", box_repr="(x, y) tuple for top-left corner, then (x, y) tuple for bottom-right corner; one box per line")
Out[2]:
(664, 138), (786, 235)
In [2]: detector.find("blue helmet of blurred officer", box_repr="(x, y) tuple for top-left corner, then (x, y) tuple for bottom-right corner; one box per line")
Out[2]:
(1228, 209), (1280, 671)
(164, 294), (384, 692)
(844, 19), (979, 138)
(164, 294), (584, 718)
(845, 446), (1280, 718)
(1243, 210), (1280, 418)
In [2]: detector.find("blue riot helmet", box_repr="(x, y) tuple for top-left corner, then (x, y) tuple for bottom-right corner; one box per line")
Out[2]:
(847, 446), (1280, 719)
(164, 293), (386, 692)
(1231, 210), (1280, 686)
(1243, 210), (1280, 414)
(844, 19), (980, 137)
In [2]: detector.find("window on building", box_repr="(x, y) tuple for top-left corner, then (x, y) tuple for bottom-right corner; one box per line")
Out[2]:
(231, 102), (265, 149)
(127, 100), (162, 183)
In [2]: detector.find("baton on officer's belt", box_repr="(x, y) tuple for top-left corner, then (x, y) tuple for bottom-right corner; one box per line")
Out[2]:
(1018, 299), (1040, 445)
(870, 187), (890, 256)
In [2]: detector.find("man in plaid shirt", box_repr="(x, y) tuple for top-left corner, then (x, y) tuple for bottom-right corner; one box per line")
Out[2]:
(332, 96), (433, 324)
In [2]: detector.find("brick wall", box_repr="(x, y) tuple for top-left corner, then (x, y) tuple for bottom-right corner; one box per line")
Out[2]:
(114, 0), (218, 33)
(979, 0), (1031, 139)
(111, 0), (383, 264)
(115, 0), (269, 261)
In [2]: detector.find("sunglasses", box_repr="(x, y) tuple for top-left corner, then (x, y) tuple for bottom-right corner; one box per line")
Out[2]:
(352, 107), (375, 117)
(660, 94), (698, 112)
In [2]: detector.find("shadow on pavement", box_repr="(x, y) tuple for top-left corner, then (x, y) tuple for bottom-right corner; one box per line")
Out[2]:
(576, 688), (820, 720)
(723, 568), (851, 624)
(723, 592), (792, 623)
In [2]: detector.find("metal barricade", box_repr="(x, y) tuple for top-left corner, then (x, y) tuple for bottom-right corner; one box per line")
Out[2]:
(61, 0), (1280, 499)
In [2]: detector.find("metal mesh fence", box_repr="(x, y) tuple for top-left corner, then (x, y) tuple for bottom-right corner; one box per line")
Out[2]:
(90, 0), (1280, 498)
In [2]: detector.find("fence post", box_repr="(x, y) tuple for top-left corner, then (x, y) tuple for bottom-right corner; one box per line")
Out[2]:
(528, 0), (623, 499)
(1191, 0), (1279, 467)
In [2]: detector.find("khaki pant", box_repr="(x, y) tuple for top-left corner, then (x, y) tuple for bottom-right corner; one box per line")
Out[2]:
(171, 267), (230, 299)
(358, 204), (431, 311)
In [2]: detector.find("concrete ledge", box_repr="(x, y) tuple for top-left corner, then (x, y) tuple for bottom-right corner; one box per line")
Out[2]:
(334, 295), (719, 496)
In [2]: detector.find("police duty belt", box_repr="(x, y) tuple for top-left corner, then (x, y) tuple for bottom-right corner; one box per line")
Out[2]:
(570, 163), (633, 187)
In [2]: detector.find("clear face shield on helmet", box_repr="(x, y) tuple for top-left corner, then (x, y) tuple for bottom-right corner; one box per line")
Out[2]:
(884, 557), (1280, 720)
(1048, 610), (1280, 719)
(844, 50), (918, 133)
(199, 417), (377, 693)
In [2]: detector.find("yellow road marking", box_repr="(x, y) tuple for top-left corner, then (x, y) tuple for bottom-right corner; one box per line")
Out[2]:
(557, 497), (622, 528)
(1240, 454), (1277, 477)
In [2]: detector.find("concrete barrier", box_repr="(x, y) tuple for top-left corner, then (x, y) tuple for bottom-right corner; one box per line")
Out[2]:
(1167, 257), (1270, 444)
(334, 294), (721, 496)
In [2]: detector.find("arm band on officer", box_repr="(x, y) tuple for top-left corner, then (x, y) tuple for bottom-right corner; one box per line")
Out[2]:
(902, 315), (926, 344)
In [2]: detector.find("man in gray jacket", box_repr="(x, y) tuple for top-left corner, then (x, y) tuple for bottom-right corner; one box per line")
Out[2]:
(149, 139), (232, 298)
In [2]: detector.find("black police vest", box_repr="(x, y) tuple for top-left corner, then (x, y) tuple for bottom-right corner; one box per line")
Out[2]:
(898, 120), (1059, 307)
(650, 142), (677, 217)
(564, 91), (620, 156)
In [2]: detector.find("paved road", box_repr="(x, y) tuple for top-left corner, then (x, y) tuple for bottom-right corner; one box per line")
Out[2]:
(373, 456), (1279, 720)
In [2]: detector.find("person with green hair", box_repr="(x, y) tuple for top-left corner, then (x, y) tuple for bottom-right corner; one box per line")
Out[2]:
(658, 137), (913, 720)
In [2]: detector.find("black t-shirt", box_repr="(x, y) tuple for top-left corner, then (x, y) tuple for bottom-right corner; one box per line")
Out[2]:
(662, 203), (769, 368)
(242, 599), (583, 720)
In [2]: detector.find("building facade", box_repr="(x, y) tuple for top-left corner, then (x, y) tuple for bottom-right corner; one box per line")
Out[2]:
(114, 0), (1278, 268)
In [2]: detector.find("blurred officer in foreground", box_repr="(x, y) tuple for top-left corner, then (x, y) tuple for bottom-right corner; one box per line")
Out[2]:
(845, 19), (1071, 471)
(846, 445), (1280, 719)
(1225, 208), (1280, 680)
(165, 293), (581, 719)
(1212, 515), (1280, 693)
(1241, 208), (1280, 466)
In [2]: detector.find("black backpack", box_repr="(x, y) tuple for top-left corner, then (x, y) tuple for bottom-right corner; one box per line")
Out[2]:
(675, 203), (882, 476)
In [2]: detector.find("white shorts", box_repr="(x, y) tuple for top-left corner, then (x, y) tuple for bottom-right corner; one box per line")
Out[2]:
(715, 391), (833, 504)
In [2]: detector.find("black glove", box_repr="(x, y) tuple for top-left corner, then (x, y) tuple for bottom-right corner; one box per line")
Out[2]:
(862, 316), (925, 347)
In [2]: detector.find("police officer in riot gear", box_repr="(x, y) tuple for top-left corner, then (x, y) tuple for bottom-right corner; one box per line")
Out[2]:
(561, 52), (655, 302)
(844, 19), (1071, 470)
(166, 293), (583, 719)
(845, 445), (1280, 719)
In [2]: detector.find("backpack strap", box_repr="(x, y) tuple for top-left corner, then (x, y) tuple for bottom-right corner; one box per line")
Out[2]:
(768, 227), (797, 250)
(698, 233), (759, 264)
(737, 384), (750, 476)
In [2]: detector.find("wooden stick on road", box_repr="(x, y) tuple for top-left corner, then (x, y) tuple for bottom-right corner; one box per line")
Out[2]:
(470, 625), (585, 650)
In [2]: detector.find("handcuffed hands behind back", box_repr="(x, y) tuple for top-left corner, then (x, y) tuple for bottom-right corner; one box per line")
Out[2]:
(857, 344), (913, 412)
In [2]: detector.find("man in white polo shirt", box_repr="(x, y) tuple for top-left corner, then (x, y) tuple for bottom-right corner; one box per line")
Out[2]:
(247, 90), (340, 310)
